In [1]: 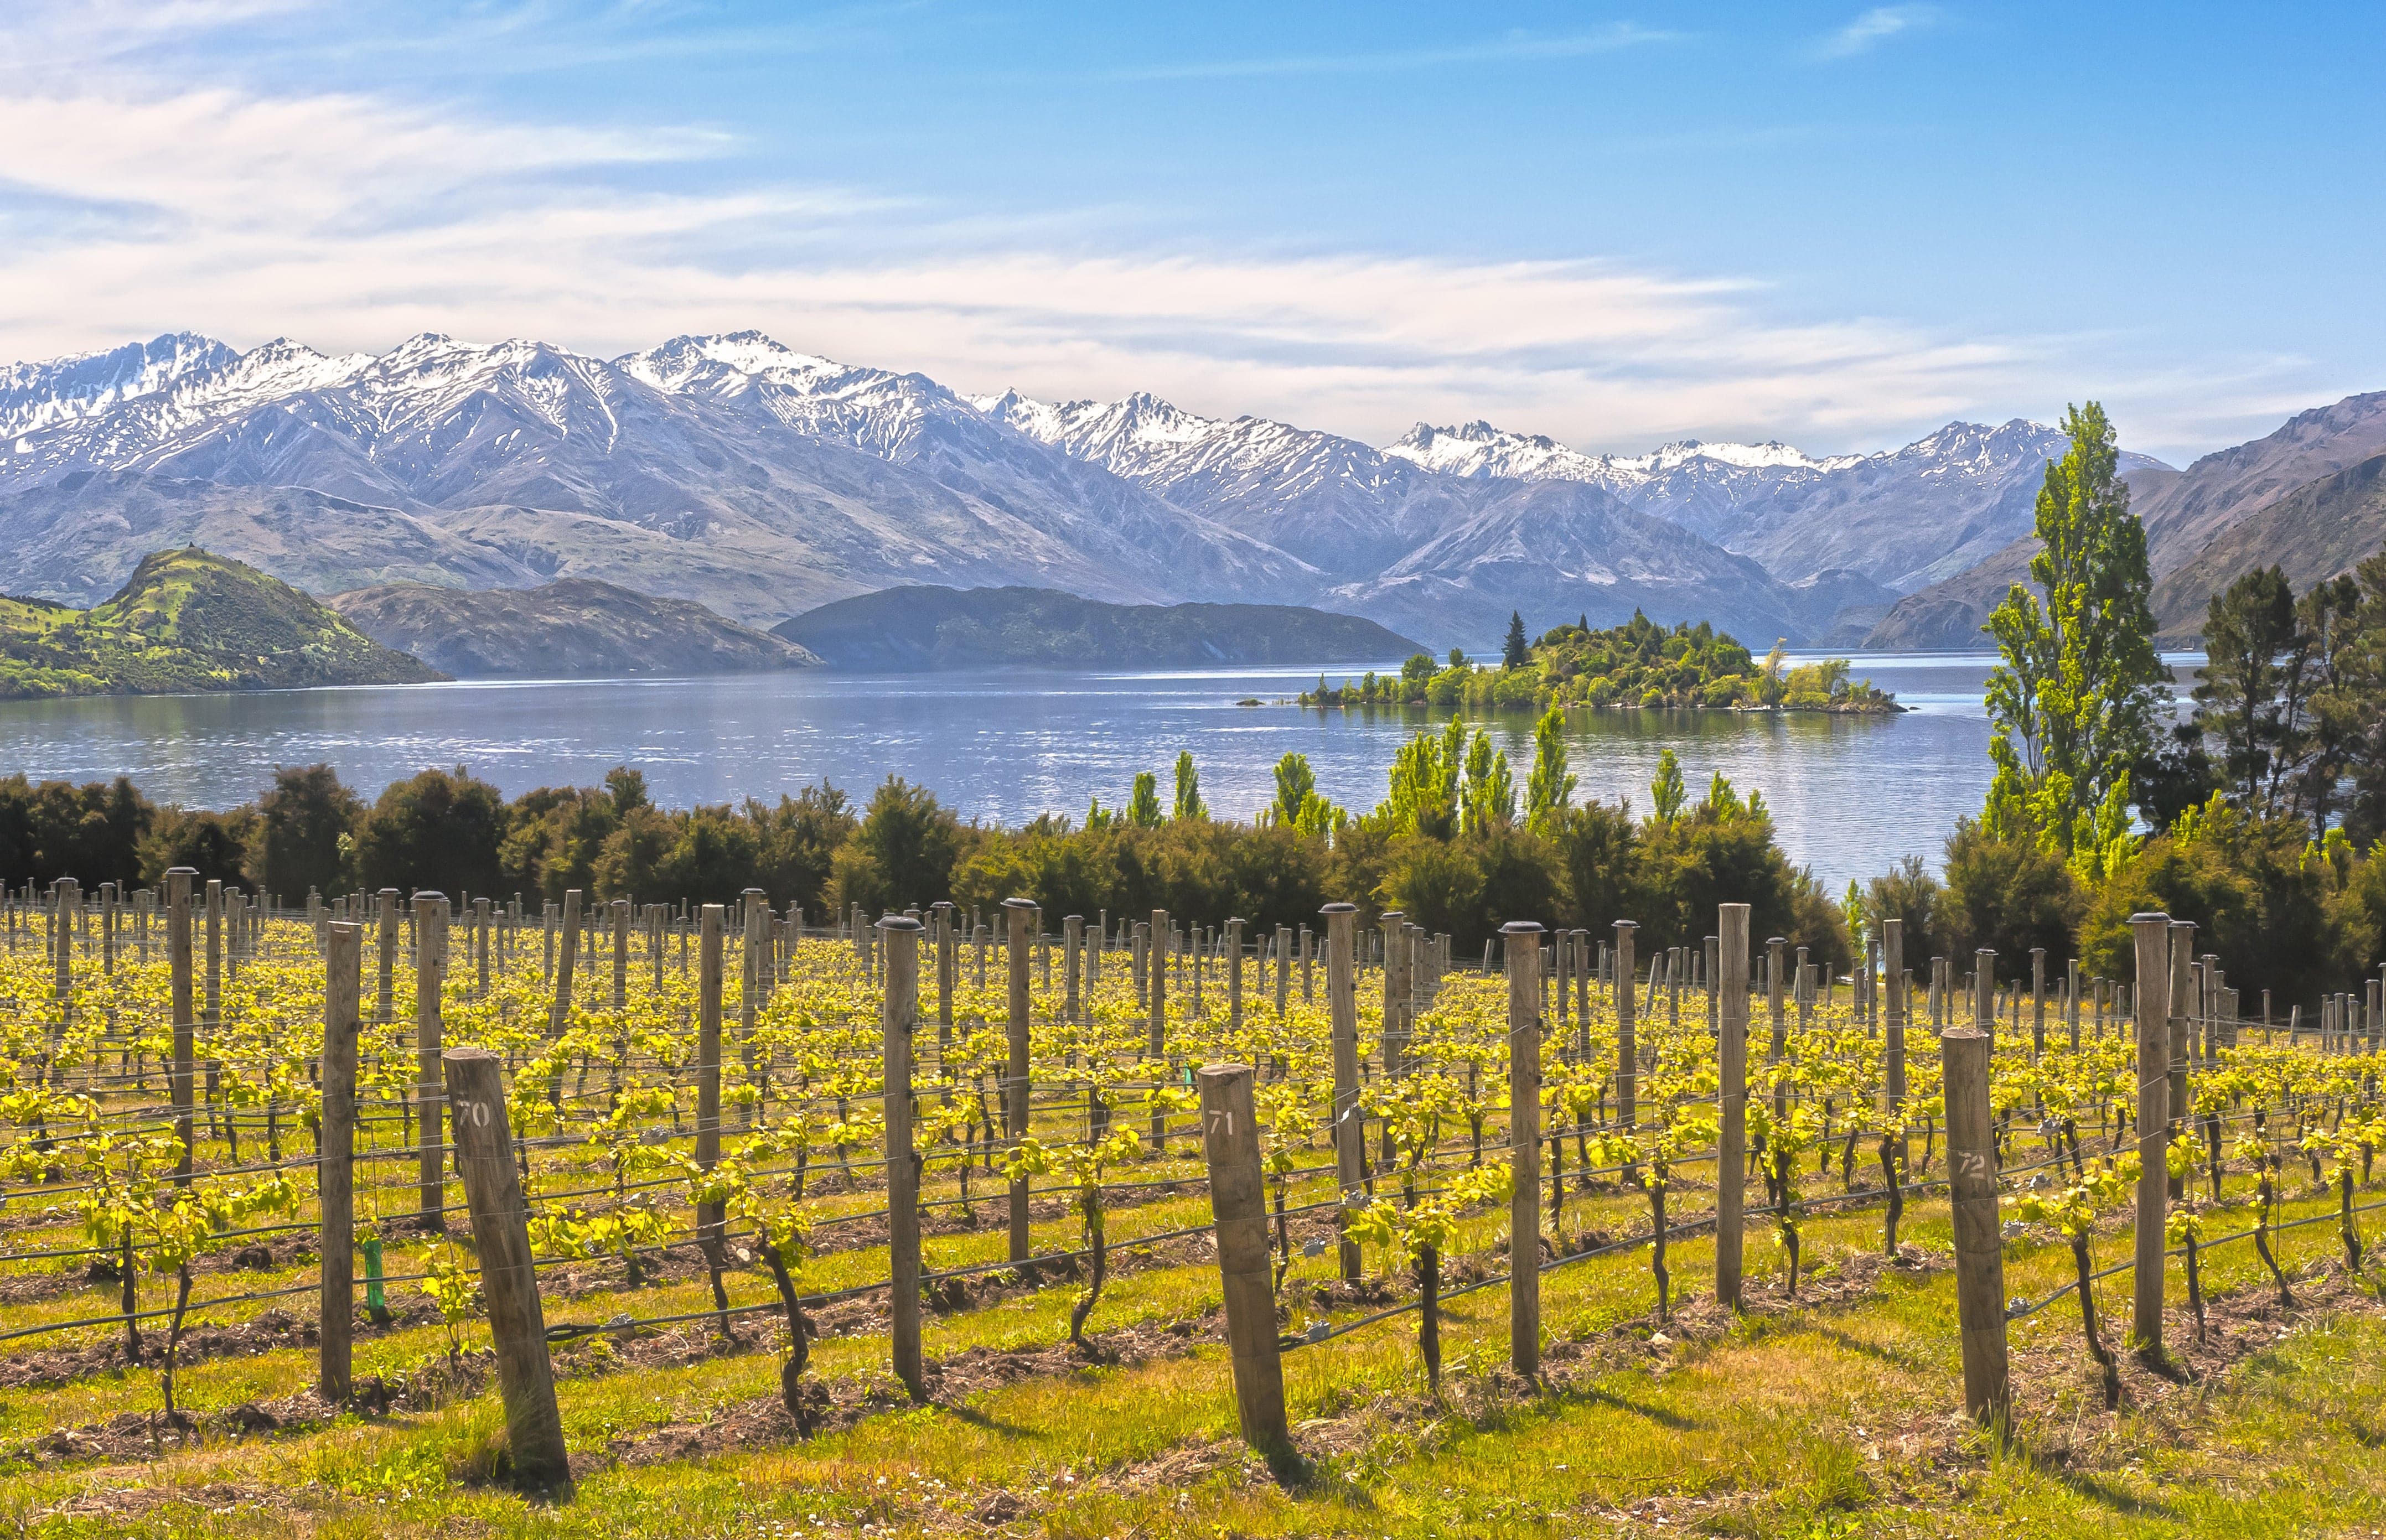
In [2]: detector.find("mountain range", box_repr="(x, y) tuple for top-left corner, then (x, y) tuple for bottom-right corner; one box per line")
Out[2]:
(2, 329), (2378, 650)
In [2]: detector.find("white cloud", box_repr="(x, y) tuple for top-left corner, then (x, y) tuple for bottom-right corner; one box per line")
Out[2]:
(1813, 5), (1942, 60)
(0, 70), (2323, 461)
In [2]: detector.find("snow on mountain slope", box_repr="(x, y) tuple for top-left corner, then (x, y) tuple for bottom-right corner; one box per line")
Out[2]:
(622, 333), (1322, 603)
(1, 333), (237, 440)
(976, 388), (1468, 576)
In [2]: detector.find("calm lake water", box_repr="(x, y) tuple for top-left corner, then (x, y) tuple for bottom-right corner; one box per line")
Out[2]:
(0, 652), (2199, 890)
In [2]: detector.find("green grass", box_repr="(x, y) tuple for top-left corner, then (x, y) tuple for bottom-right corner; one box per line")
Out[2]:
(6, 1170), (2383, 1539)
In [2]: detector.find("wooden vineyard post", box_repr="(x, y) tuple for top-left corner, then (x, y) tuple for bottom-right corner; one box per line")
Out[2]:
(2167, 921), (2196, 1199)
(1147, 908), (1169, 1151)
(167, 868), (196, 1182)
(550, 889), (581, 1040)
(2031, 947), (2047, 1059)
(1612, 919), (1638, 1134)
(878, 915), (926, 1401)
(319, 921), (363, 1402)
(1504, 920), (1543, 1378)
(1940, 1025), (2009, 1432)
(2130, 912), (2172, 1353)
(376, 888), (398, 1022)
(609, 899), (629, 1009)
(1882, 916), (1908, 1193)
(1197, 1062), (1292, 1459)
(1319, 902), (1365, 1282)
(1226, 917), (1245, 1030)
(1005, 897), (1036, 1264)
(414, 892), (448, 1228)
(1063, 913), (1083, 1022)
(1716, 903), (1749, 1309)
(442, 1048), (572, 1498)
(696, 905), (726, 1320)
(932, 900), (955, 1053)
(475, 897), (493, 997)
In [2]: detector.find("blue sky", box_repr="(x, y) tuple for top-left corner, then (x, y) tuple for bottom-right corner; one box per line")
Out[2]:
(1, 1), (2379, 463)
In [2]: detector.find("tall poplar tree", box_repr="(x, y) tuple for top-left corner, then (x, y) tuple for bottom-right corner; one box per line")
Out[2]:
(1981, 401), (2166, 877)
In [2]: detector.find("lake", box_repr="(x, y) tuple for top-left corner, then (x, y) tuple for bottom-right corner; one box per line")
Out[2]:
(0, 652), (2197, 890)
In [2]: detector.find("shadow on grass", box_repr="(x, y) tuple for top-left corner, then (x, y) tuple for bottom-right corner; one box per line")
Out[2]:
(936, 1400), (1035, 1439)
(1804, 1321), (1934, 1374)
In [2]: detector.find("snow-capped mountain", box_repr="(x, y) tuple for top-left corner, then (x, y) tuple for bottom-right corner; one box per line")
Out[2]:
(0, 332), (240, 441)
(0, 331), (1316, 623)
(0, 327), (2197, 647)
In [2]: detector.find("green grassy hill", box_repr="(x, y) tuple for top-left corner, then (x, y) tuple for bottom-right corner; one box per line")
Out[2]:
(0, 547), (446, 699)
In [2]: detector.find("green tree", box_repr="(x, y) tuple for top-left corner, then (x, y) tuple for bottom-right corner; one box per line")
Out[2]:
(1459, 729), (1515, 834)
(0, 775), (153, 886)
(1172, 750), (1207, 821)
(1863, 855), (1950, 965)
(2192, 566), (2306, 813)
(1502, 610), (1529, 669)
(828, 777), (967, 914)
(1378, 718), (1465, 838)
(1982, 402), (2166, 879)
(349, 766), (508, 896)
(247, 764), (358, 898)
(1525, 705), (1575, 835)
(1126, 772), (1162, 829)
(1938, 816), (2079, 967)
(1650, 749), (1687, 824)
(138, 806), (256, 886)
(746, 785), (856, 915)
(2340, 551), (2386, 843)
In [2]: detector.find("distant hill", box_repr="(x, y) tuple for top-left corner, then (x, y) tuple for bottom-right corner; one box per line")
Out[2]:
(775, 585), (1424, 670)
(1867, 395), (2386, 650)
(0, 547), (444, 698)
(330, 579), (819, 678)
(2152, 451), (2386, 640)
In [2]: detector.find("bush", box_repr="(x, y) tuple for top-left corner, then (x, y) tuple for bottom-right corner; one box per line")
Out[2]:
(247, 764), (358, 898)
(1939, 817), (2080, 973)
(2078, 797), (2333, 1007)
(349, 766), (509, 899)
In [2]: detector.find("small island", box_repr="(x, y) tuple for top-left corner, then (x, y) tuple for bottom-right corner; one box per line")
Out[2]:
(1299, 610), (1898, 713)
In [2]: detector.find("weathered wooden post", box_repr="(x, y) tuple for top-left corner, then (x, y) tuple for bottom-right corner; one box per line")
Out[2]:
(2030, 947), (2047, 1059)
(1612, 919), (1638, 1133)
(2130, 912), (2172, 1353)
(931, 900), (956, 1052)
(1147, 908), (1169, 1150)
(2167, 920), (2196, 1200)
(1505, 920), (1543, 1378)
(1941, 1024), (2009, 1432)
(1323, 903), (1364, 1282)
(475, 896), (493, 997)
(168, 868), (196, 1182)
(53, 877), (76, 1021)
(1005, 896), (1036, 1264)
(1198, 1061), (1292, 1459)
(692, 904), (727, 1330)
(549, 889), (581, 1039)
(1063, 913), (1083, 1022)
(1882, 915), (1908, 1163)
(414, 891), (449, 1228)
(610, 898), (630, 1009)
(376, 888), (399, 1022)
(443, 1048), (572, 1497)
(1716, 903), (1749, 1309)
(1275, 924), (1292, 1014)
(319, 921), (363, 1401)
(882, 914), (926, 1401)
(1226, 917), (1245, 1029)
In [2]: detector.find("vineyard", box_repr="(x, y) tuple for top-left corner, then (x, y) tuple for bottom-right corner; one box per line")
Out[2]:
(2, 874), (2385, 1538)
